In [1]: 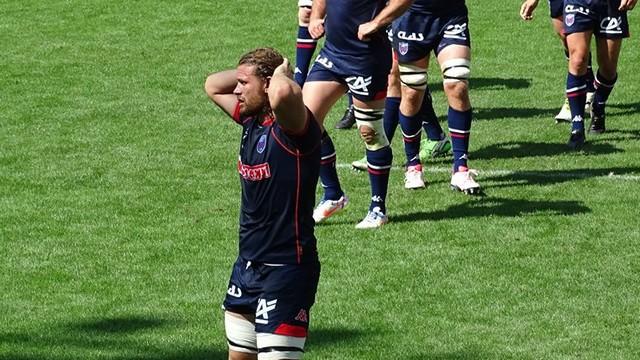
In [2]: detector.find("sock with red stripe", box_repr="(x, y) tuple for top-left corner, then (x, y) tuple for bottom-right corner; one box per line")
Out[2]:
(567, 72), (587, 132)
(366, 147), (392, 213)
(448, 107), (472, 172)
(383, 96), (400, 141)
(294, 26), (317, 86)
(319, 131), (344, 200)
(399, 111), (422, 167)
(592, 71), (617, 116)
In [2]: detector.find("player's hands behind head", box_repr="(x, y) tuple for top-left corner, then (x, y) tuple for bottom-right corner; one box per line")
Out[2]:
(273, 58), (293, 80)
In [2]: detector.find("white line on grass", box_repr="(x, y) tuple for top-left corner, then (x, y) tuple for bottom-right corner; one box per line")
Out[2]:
(336, 163), (640, 181)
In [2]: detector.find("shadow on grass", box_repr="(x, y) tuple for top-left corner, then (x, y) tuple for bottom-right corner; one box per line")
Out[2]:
(0, 315), (226, 360)
(429, 77), (532, 93)
(482, 166), (640, 188)
(391, 197), (590, 224)
(473, 106), (559, 121)
(473, 140), (622, 160)
(307, 327), (365, 348)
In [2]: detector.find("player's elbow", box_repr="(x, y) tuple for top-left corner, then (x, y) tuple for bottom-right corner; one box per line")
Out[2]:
(203, 74), (219, 99)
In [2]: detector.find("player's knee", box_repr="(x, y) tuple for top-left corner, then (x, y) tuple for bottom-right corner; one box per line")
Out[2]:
(354, 106), (389, 151)
(441, 58), (470, 85)
(398, 63), (428, 90)
(298, 7), (311, 25)
(443, 80), (469, 100)
(256, 333), (306, 360)
(225, 312), (258, 356)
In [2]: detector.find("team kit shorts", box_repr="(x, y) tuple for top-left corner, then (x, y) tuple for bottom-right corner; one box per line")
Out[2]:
(563, 0), (630, 38)
(392, 11), (471, 63)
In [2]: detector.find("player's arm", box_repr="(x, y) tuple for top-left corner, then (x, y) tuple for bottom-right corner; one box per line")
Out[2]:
(520, 0), (540, 20)
(309, 0), (326, 39)
(204, 69), (238, 118)
(268, 58), (308, 133)
(358, 0), (414, 40)
(619, 0), (637, 11)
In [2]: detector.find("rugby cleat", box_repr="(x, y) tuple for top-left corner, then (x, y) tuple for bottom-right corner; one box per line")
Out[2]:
(419, 136), (451, 160)
(351, 155), (367, 171)
(555, 98), (572, 123)
(404, 164), (426, 189)
(567, 129), (586, 150)
(313, 195), (348, 223)
(588, 111), (605, 134)
(335, 105), (356, 129)
(355, 207), (388, 229)
(450, 169), (482, 195)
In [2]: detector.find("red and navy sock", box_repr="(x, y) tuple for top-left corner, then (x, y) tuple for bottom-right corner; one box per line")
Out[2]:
(366, 147), (392, 214)
(399, 111), (422, 167)
(294, 26), (317, 87)
(319, 131), (344, 200)
(448, 107), (472, 172)
(567, 72), (587, 132)
(592, 71), (617, 116)
(383, 96), (400, 141)
(420, 88), (445, 141)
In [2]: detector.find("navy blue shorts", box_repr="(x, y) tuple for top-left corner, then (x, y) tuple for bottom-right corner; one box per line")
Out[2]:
(306, 47), (391, 102)
(392, 11), (471, 63)
(223, 257), (321, 336)
(563, 0), (630, 38)
(548, 0), (563, 19)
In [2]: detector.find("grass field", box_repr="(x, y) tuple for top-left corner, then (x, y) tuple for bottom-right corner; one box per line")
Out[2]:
(2, 1), (640, 359)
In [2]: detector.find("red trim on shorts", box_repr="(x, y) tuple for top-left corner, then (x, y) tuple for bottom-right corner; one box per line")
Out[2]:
(373, 90), (387, 101)
(274, 323), (308, 338)
(567, 91), (587, 98)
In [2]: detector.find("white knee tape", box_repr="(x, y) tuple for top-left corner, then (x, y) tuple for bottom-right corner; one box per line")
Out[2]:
(298, 0), (312, 7)
(398, 63), (428, 90)
(354, 106), (389, 151)
(441, 58), (470, 84)
(257, 333), (306, 360)
(225, 312), (257, 354)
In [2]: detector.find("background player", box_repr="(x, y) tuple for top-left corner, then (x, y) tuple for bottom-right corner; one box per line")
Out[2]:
(520, 0), (596, 123)
(304, 0), (414, 229)
(392, 0), (481, 194)
(294, 0), (356, 130)
(204, 48), (322, 360)
(521, 0), (636, 149)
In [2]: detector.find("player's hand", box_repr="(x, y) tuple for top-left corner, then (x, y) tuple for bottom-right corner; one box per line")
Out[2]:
(358, 21), (379, 41)
(619, 0), (637, 10)
(309, 18), (325, 39)
(520, 0), (539, 20)
(273, 58), (293, 79)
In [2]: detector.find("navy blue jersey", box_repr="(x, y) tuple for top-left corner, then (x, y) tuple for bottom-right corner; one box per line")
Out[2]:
(233, 103), (321, 264)
(323, 0), (389, 57)
(410, 0), (467, 15)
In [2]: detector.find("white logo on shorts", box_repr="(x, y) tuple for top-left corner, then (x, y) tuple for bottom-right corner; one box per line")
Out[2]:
(255, 298), (278, 324)
(443, 23), (468, 40)
(345, 76), (372, 96)
(315, 54), (334, 69)
(398, 42), (409, 55)
(227, 284), (242, 298)
(397, 31), (424, 41)
(565, 14), (575, 26)
(600, 17), (623, 34)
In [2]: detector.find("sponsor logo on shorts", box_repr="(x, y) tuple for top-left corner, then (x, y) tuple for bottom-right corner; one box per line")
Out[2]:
(443, 23), (468, 40)
(238, 160), (271, 181)
(227, 284), (242, 298)
(295, 309), (309, 323)
(600, 17), (623, 34)
(255, 298), (278, 324)
(345, 76), (372, 96)
(257, 134), (267, 154)
(397, 31), (424, 41)
(398, 41), (409, 55)
(565, 13), (575, 26)
(564, 5), (590, 16)
(315, 54), (333, 69)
